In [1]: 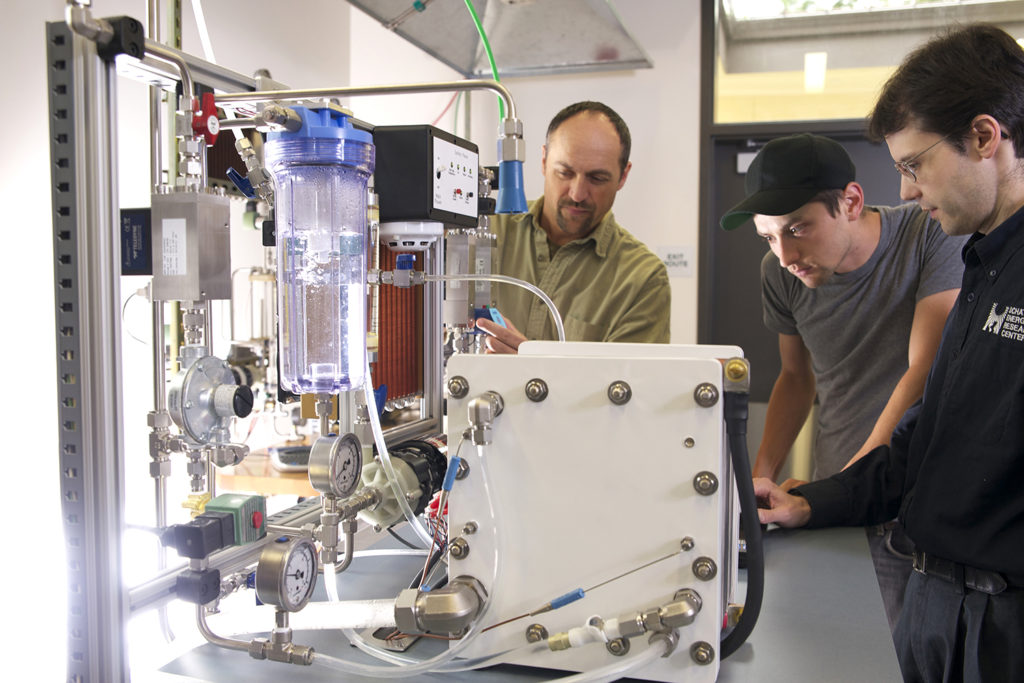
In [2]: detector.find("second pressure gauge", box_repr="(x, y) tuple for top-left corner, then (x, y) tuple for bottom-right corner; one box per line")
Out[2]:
(255, 537), (318, 612)
(309, 432), (363, 498)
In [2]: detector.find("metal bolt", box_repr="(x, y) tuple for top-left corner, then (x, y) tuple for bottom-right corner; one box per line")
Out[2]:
(725, 358), (748, 382)
(449, 537), (470, 560)
(693, 471), (719, 496)
(525, 623), (548, 643)
(455, 458), (470, 480)
(606, 637), (630, 657)
(692, 556), (718, 581)
(525, 378), (549, 402)
(607, 381), (632, 405)
(680, 537), (695, 552)
(684, 437), (695, 448)
(693, 382), (719, 407)
(447, 375), (469, 399)
(691, 641), (715, 665)
(462, 521), (478, 535)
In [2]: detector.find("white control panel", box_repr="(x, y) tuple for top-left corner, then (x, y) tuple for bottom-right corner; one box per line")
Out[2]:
(433, 136), (478, 219)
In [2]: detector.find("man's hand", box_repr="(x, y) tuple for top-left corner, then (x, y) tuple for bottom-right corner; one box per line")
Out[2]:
(476, 317), (527, 354)
(753, 477), (813, 528)
(780, 478), (809, 492)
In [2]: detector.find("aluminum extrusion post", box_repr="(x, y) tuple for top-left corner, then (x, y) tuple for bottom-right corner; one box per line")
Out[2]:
(49, 17), (129, 682)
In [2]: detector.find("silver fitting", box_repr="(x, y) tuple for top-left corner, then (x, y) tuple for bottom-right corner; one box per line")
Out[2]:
(257, 104), (303, 132)
(466, 391), (504, 446)
(616, 613), (646, 639)
(661, 589), (703, 628)
(210, 443), (248, 468)
(497, 117), (526, 162)
(65, 4), (114, 44)
(394, 576), (487, 636)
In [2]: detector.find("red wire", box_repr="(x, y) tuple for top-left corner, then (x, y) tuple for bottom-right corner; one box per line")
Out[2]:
(431, 92), (458, 127)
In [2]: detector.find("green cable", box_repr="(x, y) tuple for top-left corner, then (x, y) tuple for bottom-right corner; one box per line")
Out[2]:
(463, 0), (505, 120)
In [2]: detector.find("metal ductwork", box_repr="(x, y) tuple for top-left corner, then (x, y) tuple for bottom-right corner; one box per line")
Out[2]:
(347, 0), (653, 78)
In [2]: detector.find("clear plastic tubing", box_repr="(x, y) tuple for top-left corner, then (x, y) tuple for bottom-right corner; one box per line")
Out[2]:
(547, 638), (666, 683)
(425, 273), (565, 342)
(313, 443), (506, 677)
(362, 358), (434, 547)
(265, 106), (374, 394)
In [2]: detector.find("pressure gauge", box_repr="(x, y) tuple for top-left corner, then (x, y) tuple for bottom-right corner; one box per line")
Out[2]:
(308, 432), (363, 498)
(255, 537), (318, 612)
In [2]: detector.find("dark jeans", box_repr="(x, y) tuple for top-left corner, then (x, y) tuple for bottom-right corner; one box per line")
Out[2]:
(895, 570), (1024, 682)
(867, 521), (915, 633)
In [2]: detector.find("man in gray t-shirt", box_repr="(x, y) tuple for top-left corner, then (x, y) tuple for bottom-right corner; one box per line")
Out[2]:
(720, 133), (966, 633)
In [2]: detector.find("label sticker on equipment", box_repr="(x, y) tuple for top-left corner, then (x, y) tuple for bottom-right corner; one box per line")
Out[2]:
(162, 218), (187, 276)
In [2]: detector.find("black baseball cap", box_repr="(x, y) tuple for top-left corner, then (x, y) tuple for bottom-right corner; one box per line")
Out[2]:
(719, 133), (856, 231)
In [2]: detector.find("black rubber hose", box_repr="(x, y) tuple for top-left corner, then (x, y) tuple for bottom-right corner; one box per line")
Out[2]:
(720, 389), (765, 660)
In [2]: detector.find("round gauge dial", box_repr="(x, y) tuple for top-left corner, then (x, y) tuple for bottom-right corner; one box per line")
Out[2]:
(309, 432), (363, 498)
(255, 537), (318, 612)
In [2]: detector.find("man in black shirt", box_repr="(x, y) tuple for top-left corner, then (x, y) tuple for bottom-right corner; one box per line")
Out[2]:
(755, 24), (1024, 682)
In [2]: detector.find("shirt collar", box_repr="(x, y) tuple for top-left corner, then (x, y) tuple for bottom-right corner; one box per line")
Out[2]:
(526, 197), (616, 259)
(963, 203), (1024, 272)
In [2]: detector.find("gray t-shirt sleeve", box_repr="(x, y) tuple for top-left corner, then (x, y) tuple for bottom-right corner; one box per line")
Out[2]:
(907, 208), (968, 300)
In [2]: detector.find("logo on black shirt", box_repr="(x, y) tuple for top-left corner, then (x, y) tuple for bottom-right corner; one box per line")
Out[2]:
(982, 302), (1024, 341)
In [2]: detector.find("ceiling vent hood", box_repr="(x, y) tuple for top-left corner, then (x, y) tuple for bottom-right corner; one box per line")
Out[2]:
(347, 0), (653, 78)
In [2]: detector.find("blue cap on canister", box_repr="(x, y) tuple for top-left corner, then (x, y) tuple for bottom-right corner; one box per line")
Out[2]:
(267, 106), (372, 144)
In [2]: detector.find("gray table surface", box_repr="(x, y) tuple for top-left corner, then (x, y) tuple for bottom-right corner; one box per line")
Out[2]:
(159, 526), (901, 682)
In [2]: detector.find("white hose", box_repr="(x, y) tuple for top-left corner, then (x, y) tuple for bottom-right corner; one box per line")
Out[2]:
(425, 273), (565, 342)
(353, 548), (428, 559)
(288, 599), (396, 631)
(324, 562), (341, 603)
(363, 358), (434, 547)
(311, 443), (506, 677)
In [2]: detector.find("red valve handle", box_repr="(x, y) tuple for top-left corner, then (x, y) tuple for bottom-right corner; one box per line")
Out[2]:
(191, 92), (220, 146)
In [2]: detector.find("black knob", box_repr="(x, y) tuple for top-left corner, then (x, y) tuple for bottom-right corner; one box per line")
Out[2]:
(233, 385), (254, 417)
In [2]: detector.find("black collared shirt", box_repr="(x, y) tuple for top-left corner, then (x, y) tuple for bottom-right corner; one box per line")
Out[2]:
(798, 204), (1024, 575)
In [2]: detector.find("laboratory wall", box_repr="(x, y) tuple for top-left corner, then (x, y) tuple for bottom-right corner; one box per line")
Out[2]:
(346, 1), (703, 345)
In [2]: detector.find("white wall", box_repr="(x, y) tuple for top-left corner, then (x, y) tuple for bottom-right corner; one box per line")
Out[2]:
(347, 1), (702, 343)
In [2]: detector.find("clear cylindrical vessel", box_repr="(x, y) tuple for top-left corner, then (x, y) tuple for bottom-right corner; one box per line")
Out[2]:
(266, 107), (374, 394)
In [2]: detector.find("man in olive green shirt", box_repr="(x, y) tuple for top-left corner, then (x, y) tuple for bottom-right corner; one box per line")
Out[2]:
(476, 101), (670, 352)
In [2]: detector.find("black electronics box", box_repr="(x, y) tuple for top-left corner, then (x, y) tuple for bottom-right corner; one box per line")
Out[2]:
(373, 125), (479, 228)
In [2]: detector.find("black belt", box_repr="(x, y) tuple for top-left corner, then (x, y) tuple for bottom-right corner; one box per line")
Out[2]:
(912, 551), (1022, 595)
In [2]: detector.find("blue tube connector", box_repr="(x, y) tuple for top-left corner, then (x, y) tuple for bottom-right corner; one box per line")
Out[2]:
(495, 160), (527, 214)
(531, 588), (586, 615)
(442, 456), (462, 492)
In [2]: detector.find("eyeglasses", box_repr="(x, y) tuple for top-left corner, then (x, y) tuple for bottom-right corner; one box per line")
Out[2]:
(893, 134), (952, 183)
